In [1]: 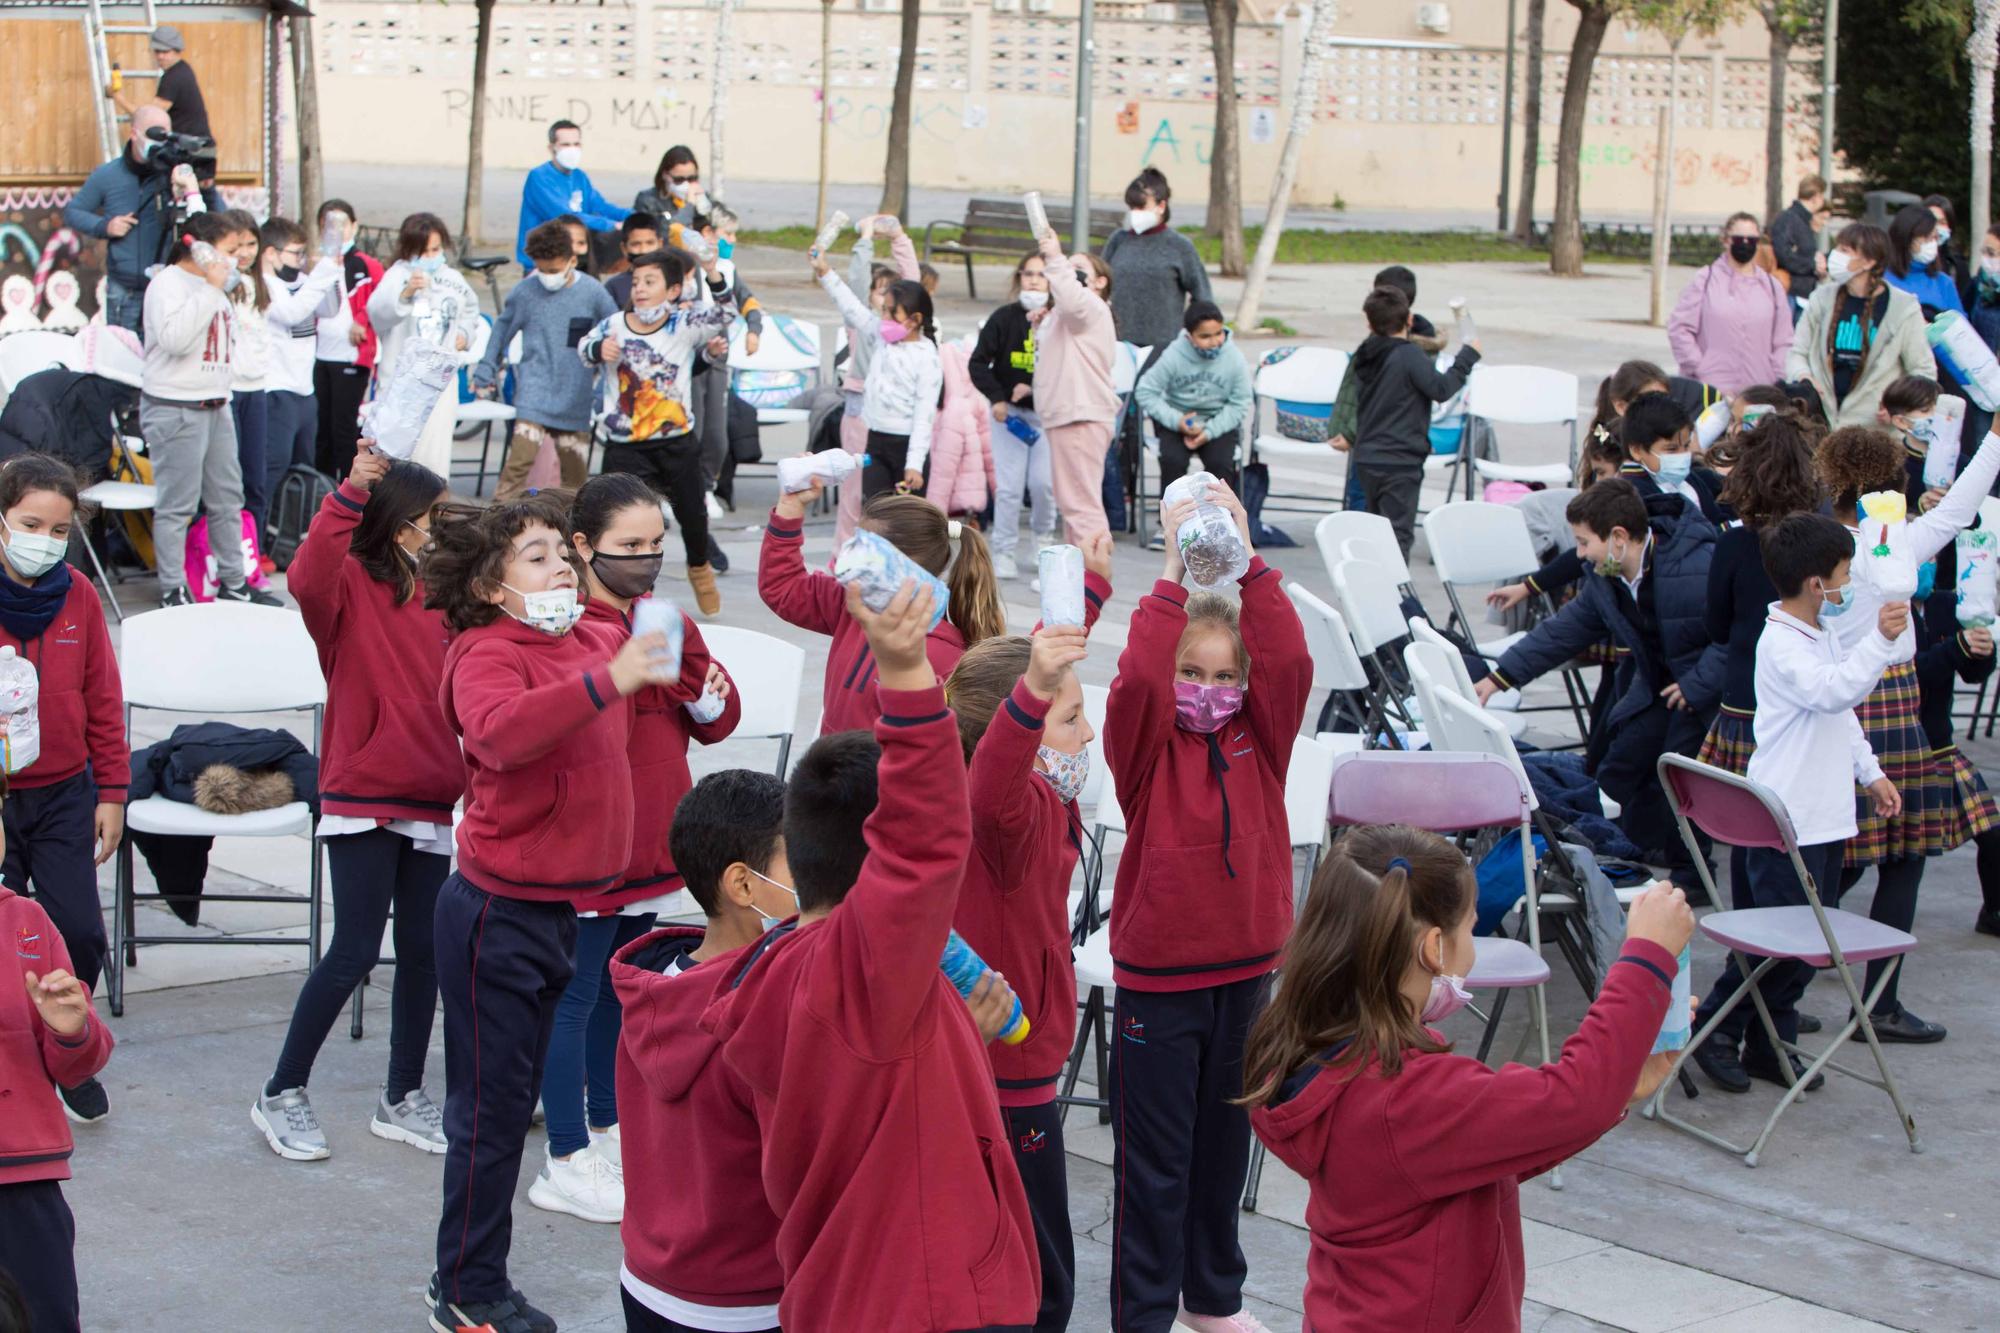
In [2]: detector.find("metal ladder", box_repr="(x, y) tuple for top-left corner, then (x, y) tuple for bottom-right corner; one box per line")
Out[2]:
(82, 0), (162, 162)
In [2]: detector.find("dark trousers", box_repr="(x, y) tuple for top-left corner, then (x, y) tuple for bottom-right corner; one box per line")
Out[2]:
(1109, 975), (1265, 1333)
(1004, 1100), (1074, 1333)
(1696, 840), (1844, 1063)
(1101, 430), (1126, 531)
(2, 772), (104, 997)
(0, 1179), (77, 1333)
(541, 911), (656, 1157)
(1595, 699), (1710, 870)
(265, 389), (319, 508)
(1978, 828), (2000, 914)
(604, 437), (708, 570)
(1157, 427), (1240, 501)
(1352, 460), (1423, 557)
(271, 829), (448, 1098)
(621, 1286), (779, 1332)
(863, 429), (917, 500)
(1840, 855), (1926, 1015)
(231, 389), (272, 529)
(313, 361), (372, 479)
(434, 873), (576, 1304)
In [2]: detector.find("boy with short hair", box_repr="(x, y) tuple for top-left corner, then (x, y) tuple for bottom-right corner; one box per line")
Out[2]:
(311, 197), (382, 479)
(702, 584), (1039, 1333)
(0, 772), (115, 1333)
(611, 768), (791, 1332)
(1477, 478), (1724, 866)
(474, 218), (617, 499)
(1690, 512), (1903, 1092)
(604, 213), (665, 312)
(1349, 283), (1479, 555)
(1617, 389), (1729, 524)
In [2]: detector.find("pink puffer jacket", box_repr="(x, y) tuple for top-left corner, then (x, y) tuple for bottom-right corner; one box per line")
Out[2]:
(926, 342), (996, 518)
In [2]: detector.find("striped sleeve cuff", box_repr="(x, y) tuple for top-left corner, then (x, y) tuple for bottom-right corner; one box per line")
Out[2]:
(1487, 667), (1517, 691)
(1149, 579), (1190, 607)
(879, 683), (951, 728)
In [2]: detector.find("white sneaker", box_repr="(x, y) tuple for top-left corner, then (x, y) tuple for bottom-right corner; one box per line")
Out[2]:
(1176, 1308), (1273, 1333)
(705, 490), (724, 521)
(527, 1142), (624, 1223)
(252, 1085), (330, 1161)
(992, 551), (1019, 580)
(591, 1123), (623, 1179)
(370, 1087), (447, 1154)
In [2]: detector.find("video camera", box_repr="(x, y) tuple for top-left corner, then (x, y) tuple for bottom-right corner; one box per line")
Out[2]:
(145, 125), (216, 174)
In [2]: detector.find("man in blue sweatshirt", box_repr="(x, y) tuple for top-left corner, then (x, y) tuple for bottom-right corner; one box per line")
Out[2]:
(515, 120), (629, 268)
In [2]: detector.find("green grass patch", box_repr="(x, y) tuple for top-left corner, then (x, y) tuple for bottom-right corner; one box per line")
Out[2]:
(1255, 316), (1298, 336)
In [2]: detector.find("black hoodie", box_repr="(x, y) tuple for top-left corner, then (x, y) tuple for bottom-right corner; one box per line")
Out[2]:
(1352, 333), (1479, 468)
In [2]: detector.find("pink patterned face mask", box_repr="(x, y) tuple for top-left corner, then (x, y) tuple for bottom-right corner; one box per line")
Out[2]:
(878, 318), (912, 344)
(1174, 681), (1244, 734)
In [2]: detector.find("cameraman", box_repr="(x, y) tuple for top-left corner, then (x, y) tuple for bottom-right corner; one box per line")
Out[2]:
(64, 106), (177, 334)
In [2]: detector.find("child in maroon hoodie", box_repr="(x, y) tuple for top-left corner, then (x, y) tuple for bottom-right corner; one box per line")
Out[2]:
(942, 553), (1111, 1333)
(702, 580), (1038, 1333)
(256, 447), (459, 1163)
(1, 769), (115, 1333)
(531, 474), (742, 1227)
(421, 493), (683, 1333)
(611, 767), (792, 1332)
(1242, 826), (1694, 1333)
(0, 455), (129, 1125)
(1102, 478), (1311, 1333)
(759, 484), (1005, 733)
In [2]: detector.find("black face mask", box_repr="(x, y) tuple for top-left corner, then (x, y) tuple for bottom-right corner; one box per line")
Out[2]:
(591, 551), (664, 600)
(274, 264), (302, 284)
(1727, 235), (1759, 264)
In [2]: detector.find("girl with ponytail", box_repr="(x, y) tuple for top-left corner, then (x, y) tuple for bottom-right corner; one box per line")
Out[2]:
(1245, 826), (1695, 1333)
(759, 485), (1004, 732)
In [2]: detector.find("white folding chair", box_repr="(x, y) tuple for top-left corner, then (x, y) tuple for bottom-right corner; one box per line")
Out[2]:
(1119, 342), (1161, 543)
(77, 479), (156, 623)
(1287, 583), (1378, 737)
(1339, 536), (1415, 597)
(1408, 615), (1526, 734)
(1285, 735), (1338, 884)
(1251, 347), (1350, 521)
(109, 603), (327, 1017)
(1330, 558), (1420, 733)
(1071, 683), (1113, 935)
(1440, 364), (1582, 500)
(699, 625), (806, 775)
(452, 399), (516, 498)
(1314, 510), (1399, 593)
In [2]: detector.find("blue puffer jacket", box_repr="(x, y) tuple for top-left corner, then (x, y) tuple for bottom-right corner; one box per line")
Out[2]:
(1492, 492), (1724, 729)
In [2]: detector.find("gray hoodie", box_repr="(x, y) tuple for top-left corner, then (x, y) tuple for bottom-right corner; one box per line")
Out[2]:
(473, 270), (618, 433)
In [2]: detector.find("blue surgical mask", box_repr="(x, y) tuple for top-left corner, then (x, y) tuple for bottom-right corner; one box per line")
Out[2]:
(717, 237), (735, 260)
(411, 254), (446, 275)
(1654, 450), (1693, 484)
(747, 866), (799, 932)
(1818, 578), (1852, 622)
(1916, 559), (1937, 601)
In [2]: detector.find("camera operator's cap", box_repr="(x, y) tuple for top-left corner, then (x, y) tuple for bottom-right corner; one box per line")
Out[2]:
(150, 25), (184, 51)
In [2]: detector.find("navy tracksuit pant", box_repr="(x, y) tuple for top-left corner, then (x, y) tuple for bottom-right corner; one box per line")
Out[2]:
(2, 772), (106, 996)
(0, 1179), (78, 1332)
(1109, 974), (1266, 1333)
(1003, 1100), (1074, 1333)
(433, 873), (576, 1304)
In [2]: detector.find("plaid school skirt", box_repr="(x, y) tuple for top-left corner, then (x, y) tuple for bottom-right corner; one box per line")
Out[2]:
(1695, 705), (1756, 777)
(1849, 660), (1959, 864)
(1939, 744), (2000, 847)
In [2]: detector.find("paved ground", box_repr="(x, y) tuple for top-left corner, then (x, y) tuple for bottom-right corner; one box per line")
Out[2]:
(57, 256), (2000, 1331)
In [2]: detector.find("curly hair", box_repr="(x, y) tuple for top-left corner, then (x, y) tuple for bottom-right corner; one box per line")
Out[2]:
(1720, 414), (1822, 529)
(421, 492), (576, 633)
(1814, 426), (1906, 513)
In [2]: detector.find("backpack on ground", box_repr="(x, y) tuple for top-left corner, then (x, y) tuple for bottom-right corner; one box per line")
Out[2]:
(267, 465), (334, 570)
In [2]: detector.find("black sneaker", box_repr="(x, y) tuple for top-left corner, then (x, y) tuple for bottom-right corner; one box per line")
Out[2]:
(1976, 908), (2000, 938)
(217, 582), (283, 608)
(1742, 1051), (1825, 1093)
(424, 1276), (553, 1333)
(1855, 1006), (1947, 1044)
(1693, 1040), (1752, 1094)
(1795, 1012), (1824, 1035)
(60, 1076), (109, 1124)
(705, 532), (730, 575)
(160, 585), (192, 608)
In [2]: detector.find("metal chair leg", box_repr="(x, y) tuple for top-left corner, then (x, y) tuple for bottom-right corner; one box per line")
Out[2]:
(78, 527), (125, 623)
(350, 979), (366, 1040)
(110, 837), (131, 1017)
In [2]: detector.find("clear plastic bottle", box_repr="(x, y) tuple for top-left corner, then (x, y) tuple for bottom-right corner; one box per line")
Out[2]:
(631, 596), (685, 680)
(940, 929), (1028, 1045)
(1160, 471), (1250, 589)
(1038, 544), (1085, 627)
(0, 645), (41, 774)
(1023, 191), (1052, 241)
(1448, 297), (1476, 345)
(319, 211), (348, 259)
(810, 210), (851, 259)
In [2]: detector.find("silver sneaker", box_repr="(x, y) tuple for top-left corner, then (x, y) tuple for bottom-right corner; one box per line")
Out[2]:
(370, 1087), (447, 1154)
(252, 1085), (330, 1161)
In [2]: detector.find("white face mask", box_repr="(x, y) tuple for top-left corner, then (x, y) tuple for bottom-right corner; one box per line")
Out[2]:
(633, 302), (670, 324)
(1019, 289), (1049, 310)
(1827, 250), (1855, 284)
(1916, 239), (1941, 267)
(500, 583), (583, 636)
(1983, 255), (2000, 278)
(1128, 208), (1161, 234)
(0, 516), (66, 580)
(554, 145), (583, 171)
(533, 266), (572, 292)
(747, 865), (799, 932)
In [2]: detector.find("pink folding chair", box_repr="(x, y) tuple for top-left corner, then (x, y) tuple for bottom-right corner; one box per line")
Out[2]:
(1244, 749), (1558, 1210)
(1644, 755), (1922, 1166)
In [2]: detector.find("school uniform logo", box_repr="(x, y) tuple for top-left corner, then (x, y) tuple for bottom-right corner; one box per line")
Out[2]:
(1121, 1015), (1146, 1045)
(1018, 1128), (1047, 1154)
(16, 926), (41, 961)
(54, 620), (80, 647)
(1229, 728), (1252, 759)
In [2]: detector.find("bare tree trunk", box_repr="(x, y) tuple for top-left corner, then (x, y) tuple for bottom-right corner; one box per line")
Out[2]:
(461, 0), (497, 249)
(1649, 43), (1681, 327)
(879, 0), (920, 219)
(1551, 1), (1611, 277)
(289, 15), (324, 222)
(1236, 0), (1338, 329)
(1762, 15), (1791, 224)
(710, 0), (734, 199)
(1203, 0), (1246, 275)
(1971, 0), (2000, 245)
(816, 0), (834, 226)
(1511, 0), (1547, 241)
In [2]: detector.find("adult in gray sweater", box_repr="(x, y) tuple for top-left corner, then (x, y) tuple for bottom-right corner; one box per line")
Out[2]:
(473, 219), (617, 498)
(1100, 168), (1212, 350)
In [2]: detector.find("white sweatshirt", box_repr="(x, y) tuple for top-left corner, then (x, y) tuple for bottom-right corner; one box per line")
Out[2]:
(228, 281), (272, 393)
(1748, 607), (1896, 845)
(819, 270), (941, 475)
(141, 264), (234, 403)
(262, 258), (343, 396)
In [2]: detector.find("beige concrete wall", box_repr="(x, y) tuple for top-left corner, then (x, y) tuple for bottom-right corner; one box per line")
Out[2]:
(311, 0), (1820, 218)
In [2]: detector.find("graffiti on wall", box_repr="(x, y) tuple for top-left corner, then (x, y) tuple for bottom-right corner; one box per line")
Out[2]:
(439, 89), (978, 144)
(1137, 117), (1214, 168)
(1536, 140), (1759, 190)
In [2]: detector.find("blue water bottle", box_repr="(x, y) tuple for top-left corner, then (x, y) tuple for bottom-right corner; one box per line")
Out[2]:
(940, 929), (1029, 1045)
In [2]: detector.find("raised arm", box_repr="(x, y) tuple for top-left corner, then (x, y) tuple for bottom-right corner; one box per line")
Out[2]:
(887, 228), (921, 282)
(1106, 580), (1189, 811)
(148, 280), (230, 357)
(758, 497), (847, 636)
(1407, 343), (1481, 404)
(1766, 616), (1901, 713)
(286, 475), (371, 638)
(1909, 430), (2000, 561)
(1237, 557), (1311, 770)
(268, 259), (342, 327)
(818, 268), (875, 333)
